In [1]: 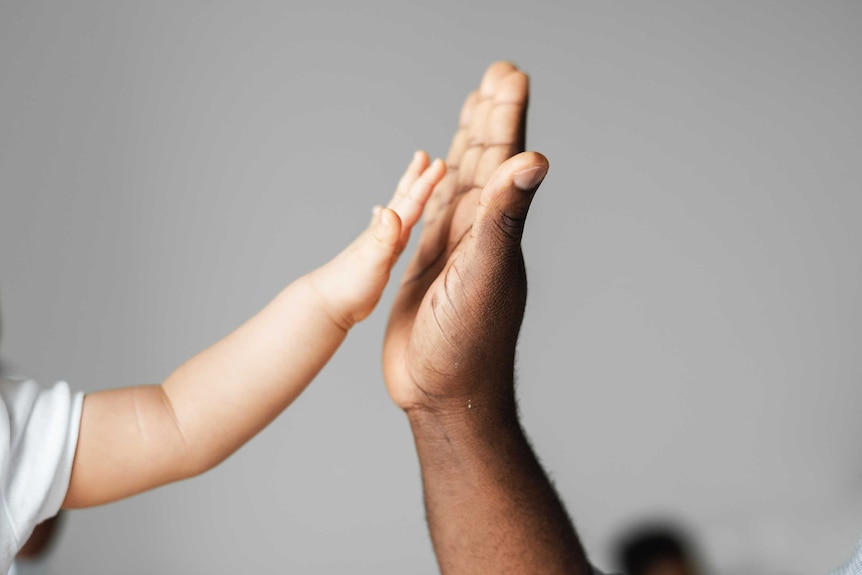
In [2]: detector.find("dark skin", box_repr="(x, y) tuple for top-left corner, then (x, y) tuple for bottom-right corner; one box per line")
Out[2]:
(14, 63), (584, 574)
(384, 62), (592, 574)
(13, 62), (583, 574)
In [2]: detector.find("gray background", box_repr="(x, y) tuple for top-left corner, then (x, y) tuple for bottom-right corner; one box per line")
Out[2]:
(1, 1), (861, 573)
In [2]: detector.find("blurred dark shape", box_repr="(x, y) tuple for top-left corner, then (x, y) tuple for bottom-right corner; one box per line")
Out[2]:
(614, 522), (703, 575)
(17, 512), (65, 560)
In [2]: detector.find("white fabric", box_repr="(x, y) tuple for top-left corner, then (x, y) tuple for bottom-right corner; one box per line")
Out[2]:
(832, 536), (862, 575)
(0, 379), (82, 574)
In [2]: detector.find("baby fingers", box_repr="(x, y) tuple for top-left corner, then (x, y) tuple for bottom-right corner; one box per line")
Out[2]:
(388, 157), (446, 246)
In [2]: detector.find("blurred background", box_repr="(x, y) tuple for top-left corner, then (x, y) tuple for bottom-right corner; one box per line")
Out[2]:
(1, 1), (861, 573)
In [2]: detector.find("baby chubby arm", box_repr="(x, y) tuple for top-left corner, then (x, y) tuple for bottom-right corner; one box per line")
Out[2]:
(63, 153), (445, 508)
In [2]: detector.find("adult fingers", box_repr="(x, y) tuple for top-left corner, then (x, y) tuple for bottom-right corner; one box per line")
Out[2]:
(471, 151), (548, 252)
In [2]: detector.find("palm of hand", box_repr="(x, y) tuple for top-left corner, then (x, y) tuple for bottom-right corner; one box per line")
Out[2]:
(383, 62), (538, 411)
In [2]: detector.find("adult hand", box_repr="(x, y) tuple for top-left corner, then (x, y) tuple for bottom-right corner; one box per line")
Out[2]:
(382, 62), (591, 575)
(384, 61), (546, 415)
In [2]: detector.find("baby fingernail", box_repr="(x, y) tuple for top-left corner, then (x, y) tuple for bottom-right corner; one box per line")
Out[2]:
(513, 166), (547, 191)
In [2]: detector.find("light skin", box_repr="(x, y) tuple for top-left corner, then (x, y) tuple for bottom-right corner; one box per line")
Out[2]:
(62, 151), (446, 509)
(58, 60), (586, 573)
(384, 62), (592, 574)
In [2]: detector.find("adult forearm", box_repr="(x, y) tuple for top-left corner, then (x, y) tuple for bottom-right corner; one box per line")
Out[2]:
(408, 394), (591, 575)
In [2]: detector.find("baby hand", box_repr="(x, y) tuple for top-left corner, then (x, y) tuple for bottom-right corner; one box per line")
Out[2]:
(308, 151), (446, 331)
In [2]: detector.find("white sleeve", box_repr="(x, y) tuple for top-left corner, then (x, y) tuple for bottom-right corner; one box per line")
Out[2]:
(832, 535), (862, 575)
(0, 379), (83, 573)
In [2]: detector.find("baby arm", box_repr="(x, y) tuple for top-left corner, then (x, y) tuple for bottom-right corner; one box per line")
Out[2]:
(62, 152), (445, 508)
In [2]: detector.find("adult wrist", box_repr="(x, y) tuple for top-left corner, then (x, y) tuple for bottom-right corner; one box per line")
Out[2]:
(404, 383), (521, 439)
(404, 388), (528, 478)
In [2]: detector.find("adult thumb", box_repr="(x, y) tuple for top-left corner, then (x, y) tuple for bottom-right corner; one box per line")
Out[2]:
(473, 151), (548, 250)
